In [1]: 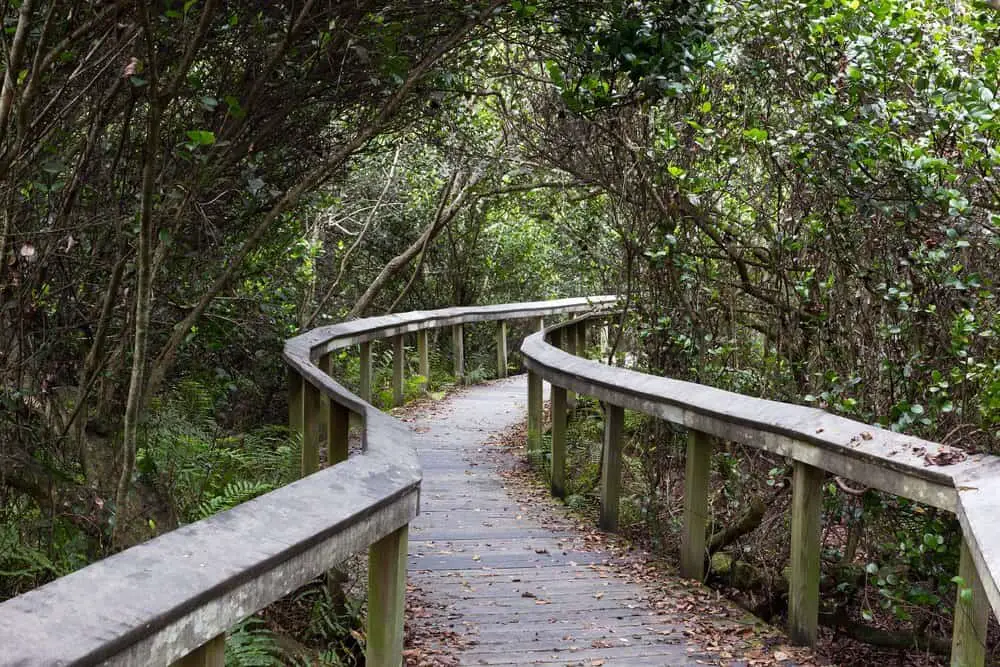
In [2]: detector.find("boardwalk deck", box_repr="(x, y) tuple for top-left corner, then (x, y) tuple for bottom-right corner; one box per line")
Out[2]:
(406, 376), (780, 667)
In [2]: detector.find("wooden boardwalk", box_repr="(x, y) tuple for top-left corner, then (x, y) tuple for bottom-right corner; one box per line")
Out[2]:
(406, 376), (772, 667)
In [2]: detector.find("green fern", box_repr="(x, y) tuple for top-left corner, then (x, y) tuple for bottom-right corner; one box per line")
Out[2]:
(195, 480), (275, 520)
(225, 618), (282, 667)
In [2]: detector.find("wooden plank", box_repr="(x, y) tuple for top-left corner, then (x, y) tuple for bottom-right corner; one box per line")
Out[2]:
(452, 323), (464, 383)
(951, 538), (987, 667)
(600, 404), (624, 532)
(788, 460), (823, 645)
(320, 352), (333, 432)
(368, 524), (408, 667)
(359, 340), (372, 403)
(172, 634), (224, 667)
(302, 379), (321, 476)
(564, 321), (577, 408)
(527, 370), (543, 462)
(417, 328), (430, 392)
(392, 334), (404, 408)
(551, 385), (568, 498)
(288, 366), (303, 439)
(575, 319), (587, 357)
(680, 430), (712, 581)
(328, 401), (349, 464)
(496, 321), (508, 378)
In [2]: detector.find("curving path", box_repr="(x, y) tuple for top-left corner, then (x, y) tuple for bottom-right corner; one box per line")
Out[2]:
(405, 376), (789, 667)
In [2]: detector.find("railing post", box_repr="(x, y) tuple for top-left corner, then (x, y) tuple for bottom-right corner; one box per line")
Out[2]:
(496, 321), (508, 378)
(416, 329), (430, 391)
(452, 323), (464, 383)
(320, 352), (332, 432)
(575, 318), (587, 357)
(681, 430), (712, 580)
(392, 334), (404, 408)
(534, 316), (545, 331)
(527, 370), (543, 462)
(551, 384), (567, 498)
(600, 404), (624, 531)
(951, 538), (988, 667)
(367, 524), (408, 667)
(322, 352), (350, 464)
(788, 460), (824, 645)
(173, 633), (225, 667)
(288, 366), (303, 438)
(359, 341), (372, 403)
(291, 365), (321, 476)
(565, 320), (578, 408)
(328, 402), (349, 464)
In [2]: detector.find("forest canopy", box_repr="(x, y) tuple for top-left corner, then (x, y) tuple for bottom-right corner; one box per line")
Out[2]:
(2, 0), (1000, 663)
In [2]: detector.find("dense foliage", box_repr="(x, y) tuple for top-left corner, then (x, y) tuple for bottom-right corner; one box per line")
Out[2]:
(3, 0), (1000, 663)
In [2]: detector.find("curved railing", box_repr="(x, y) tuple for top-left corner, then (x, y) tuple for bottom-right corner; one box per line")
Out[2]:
(521, 315), (1000, 666)
(0, 297), (615, 667)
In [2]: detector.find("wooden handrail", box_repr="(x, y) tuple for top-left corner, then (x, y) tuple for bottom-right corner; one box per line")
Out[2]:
(0, 296), (614, 667)
(522, 316), (1000, 665)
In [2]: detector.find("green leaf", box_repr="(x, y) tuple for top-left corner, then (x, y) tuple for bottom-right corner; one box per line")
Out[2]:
(743, 128), (768, 143)
(699, 101), (712, 113)
(185, 130), (216, 146)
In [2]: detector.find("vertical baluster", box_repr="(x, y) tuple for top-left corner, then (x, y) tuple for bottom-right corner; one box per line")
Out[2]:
(496, 321), (508, 378)
(680, 430), (712, 580)
(788, 460), (824, 645)
(951, 538), (988, 667)
(320, 353), (332, 432)
(392, 334), (404, 408)
(367, 524), (408, 667)
(452, 323), (464, 383)
(566, 320), (578, 408)
(328, 401), (349, 465)
(417, 329), (430, 392)
(600, 404), (624, 531)
(288, 366), (303, 439)
(575, 318), (587, 357)
(535, 316), (545, 331)
(359, 341), (372, 403)
(527, 370), (543, 463)
(301, 377), (321, 475)
(172, 634), (225, 666)
(321, 352), (350, 465)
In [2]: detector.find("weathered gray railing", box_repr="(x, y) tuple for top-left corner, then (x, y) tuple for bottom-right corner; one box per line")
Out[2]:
(0, 296), (614, 667)
(522, 316), (1000, 667)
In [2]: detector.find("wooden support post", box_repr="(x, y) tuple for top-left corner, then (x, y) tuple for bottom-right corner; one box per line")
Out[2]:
(551, 384), (567, 498)
(575, 319), (587, 357)
(288, 366), (303, 440)
(367, 524), (408, 667)
(496, 321), (508, 378)
(951, 538), (988, 667)
(600, 404), (624, 532)
(534, 316), (545, 332)
(320, 353), (332, 433)
(392, 334), (404, 408)
(301, 379), (321, 475)
(328, 401), (349, 465)
(452, 323), (464, 383)
(599, 324), (610, 360)
(416, 329), (430, 391)
(788, 460), (824, 646)
(527, 370), (543, 462)
(680, 430), (712, 580)
(359, 341), (372, 403)
(173, 634), (225, 667)
(565, 322), (577, 408)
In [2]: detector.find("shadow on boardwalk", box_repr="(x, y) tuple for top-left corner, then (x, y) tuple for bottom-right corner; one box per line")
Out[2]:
(402, 376), (821, 667)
